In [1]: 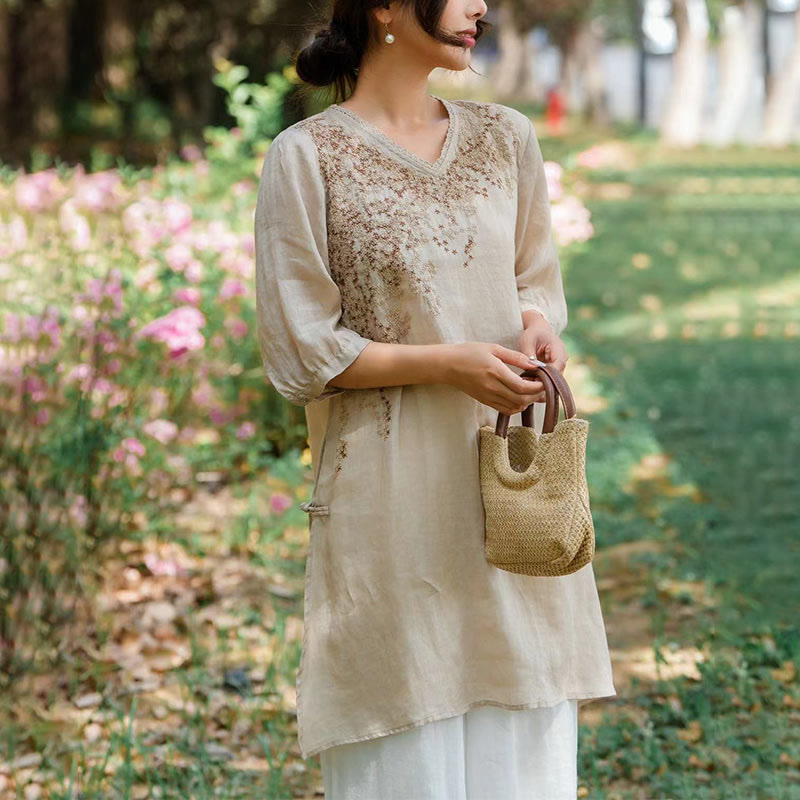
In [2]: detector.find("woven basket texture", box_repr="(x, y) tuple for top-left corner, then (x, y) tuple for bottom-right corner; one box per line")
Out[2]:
(478, 417), (595, 576)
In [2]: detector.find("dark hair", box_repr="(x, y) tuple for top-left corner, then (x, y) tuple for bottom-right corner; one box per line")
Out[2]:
(295, 1), (491, 102)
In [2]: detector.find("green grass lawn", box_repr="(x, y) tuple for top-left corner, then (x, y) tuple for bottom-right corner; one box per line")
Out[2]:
(556, 135), (800, 799)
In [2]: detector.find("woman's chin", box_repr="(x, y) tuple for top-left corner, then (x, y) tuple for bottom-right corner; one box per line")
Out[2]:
(437, 49), (472, 71)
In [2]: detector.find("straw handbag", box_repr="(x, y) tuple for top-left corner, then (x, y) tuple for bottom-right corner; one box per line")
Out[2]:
(478, 359), (595, 577)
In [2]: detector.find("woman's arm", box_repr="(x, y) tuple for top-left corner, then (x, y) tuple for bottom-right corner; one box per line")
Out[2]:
(323, 338), (547, 417)
(321, 342), (449, 393)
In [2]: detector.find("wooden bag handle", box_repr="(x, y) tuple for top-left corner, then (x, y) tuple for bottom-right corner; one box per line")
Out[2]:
(494, 360), (577, 438)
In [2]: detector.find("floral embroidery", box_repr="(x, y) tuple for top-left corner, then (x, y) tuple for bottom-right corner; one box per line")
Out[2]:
(299, 102), (523, 454)
(297, 101), (520, 341)
(332, 388), (394, 474)
(334, 437), (348, 475)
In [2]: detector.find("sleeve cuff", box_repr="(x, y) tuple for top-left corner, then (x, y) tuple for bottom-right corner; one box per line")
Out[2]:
(304, 331), (373, 405)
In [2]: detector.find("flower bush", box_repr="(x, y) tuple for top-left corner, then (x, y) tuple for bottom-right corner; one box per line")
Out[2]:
(0, 63), (304, 678)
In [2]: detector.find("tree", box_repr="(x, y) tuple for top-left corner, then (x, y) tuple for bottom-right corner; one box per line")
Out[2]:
(661, 0), (710, 146)
(493, 0), (615, 123)
(762, 3), (800, 145)
(707, 0), (762, 145)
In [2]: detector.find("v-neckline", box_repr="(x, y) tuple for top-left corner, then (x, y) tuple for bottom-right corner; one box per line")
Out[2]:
(328, 95), (458, 176)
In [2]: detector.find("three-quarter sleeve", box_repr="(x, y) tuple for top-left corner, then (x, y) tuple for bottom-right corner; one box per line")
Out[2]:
(514, 117), (568, 337)
(254, 127), (373, 406)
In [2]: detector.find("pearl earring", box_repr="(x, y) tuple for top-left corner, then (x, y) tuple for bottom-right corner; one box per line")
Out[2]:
(384, 21), (395, 43)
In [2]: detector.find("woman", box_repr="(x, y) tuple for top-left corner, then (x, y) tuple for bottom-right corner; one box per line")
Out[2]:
(254, 0), (617, 796)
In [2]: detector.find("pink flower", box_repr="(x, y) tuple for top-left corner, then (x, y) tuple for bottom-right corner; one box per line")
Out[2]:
(173, 286), (202, 305)
(39, 306), (61, 347)
(137, 306), (206, 358)
(72, 170), (123, 212)
(23, 374), (48, 402)
(209, 406), (230, 425)
(184, 260), (204, 284)
(180, 144), (203, 162)
(574, 143), (632, 171)
(231, 179), (255, 197)
(142, 419), (179, 444)
(15, 169), (63, 212)
(122, 437), (145, 456)
(236, 421), (256, 440)
(144, 551), (187, 577)
(69, 494), (89, 527)
(224, 316), (248, 340)
(551, 196), (594, 247)
(270, 492), (293, 514)
(80, 271), (124, 318)
(219, 278), (247, 301)
(543, 161), (564, 202)
(162, 200), (193, 235)
(576, 145), (608, 169)
(124, 453), (143, 476)
(65, 363), (94, 391)
(190, 378), (217, 409)
(164, 243), (194, 272)
(220, 250), (253, 278)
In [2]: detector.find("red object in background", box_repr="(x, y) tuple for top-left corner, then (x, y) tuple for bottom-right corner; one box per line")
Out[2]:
(546, 87), (564, 134)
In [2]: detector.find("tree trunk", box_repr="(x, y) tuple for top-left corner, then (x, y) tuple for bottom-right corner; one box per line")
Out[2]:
(101, 0), (136, 161)
(707, 0), (761, 145)
(661, 0), (710, 146)
(19, 0), (71, 142)
(492, 2), (529, 100)
(762, 6), (800, 145)
(576, 17), (610, 125)
(558, 23), (582, 114)
(518, 31), (544, 104)
(0, 5), (9, 147)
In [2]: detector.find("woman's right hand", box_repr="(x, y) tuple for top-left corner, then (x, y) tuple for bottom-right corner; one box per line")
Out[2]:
(441, 341), (548, 416)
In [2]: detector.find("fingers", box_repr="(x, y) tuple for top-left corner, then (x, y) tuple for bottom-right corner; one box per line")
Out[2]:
(495, 359), (550, 397)
(493, 344), (542, 374)
(491, 392), (545, 416)
(492, 378), (546, 414)
(489, 344), (556, 413)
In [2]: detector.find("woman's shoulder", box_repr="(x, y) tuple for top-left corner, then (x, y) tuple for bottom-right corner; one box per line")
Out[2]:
(449, 98), (534, 152)
(265, 108), (348, 171)
(268, 117), (317, 151)
(262, 112), (336, 177)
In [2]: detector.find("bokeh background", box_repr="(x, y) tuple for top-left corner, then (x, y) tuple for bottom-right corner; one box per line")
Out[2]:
(1, 0), (799, 797)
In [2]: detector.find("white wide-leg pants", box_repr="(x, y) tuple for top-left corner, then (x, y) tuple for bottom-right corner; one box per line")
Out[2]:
(319, 699), (579, 800)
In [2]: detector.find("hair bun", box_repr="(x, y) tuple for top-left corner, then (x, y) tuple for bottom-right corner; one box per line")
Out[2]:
(295, 21), (359, 88)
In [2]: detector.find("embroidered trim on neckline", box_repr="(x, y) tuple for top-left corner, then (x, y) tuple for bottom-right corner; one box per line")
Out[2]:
(328, 95), (458, 174)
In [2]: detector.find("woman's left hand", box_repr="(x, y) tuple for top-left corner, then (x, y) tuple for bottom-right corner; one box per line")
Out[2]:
(518, 315), (568, 403)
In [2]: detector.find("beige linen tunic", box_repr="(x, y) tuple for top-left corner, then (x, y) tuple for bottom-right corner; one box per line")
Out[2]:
(254, 96), (617, 760)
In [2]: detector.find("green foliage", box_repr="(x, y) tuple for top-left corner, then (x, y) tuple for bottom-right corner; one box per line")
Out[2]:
(203, 61), (296, 170)
(580, 628), (800, 797)
(592, 0), (639, 42)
